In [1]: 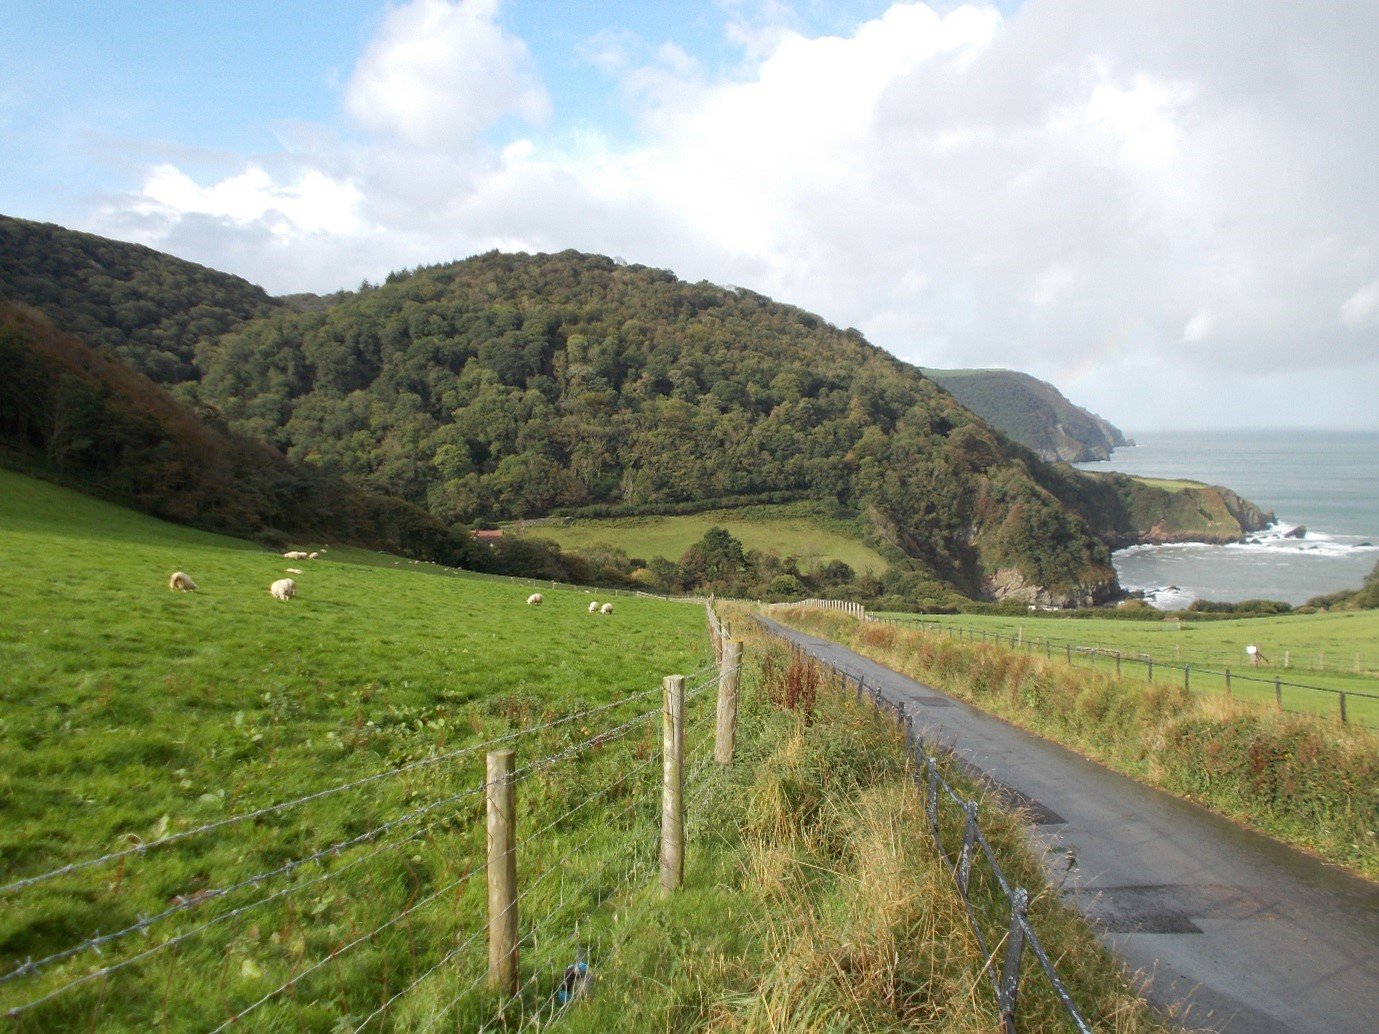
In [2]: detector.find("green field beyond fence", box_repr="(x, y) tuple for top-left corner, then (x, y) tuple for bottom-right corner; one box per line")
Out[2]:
(877, 611), (1379, 728)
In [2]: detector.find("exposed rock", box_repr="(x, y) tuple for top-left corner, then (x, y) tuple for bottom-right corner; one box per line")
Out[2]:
(982, 567), (1121, 609)
(1283, 525), (1307, 539)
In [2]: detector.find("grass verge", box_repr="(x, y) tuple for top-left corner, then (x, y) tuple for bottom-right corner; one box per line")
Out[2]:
(769, 608), (1379, 881)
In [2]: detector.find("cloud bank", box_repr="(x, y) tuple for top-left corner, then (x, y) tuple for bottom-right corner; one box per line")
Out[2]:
(89, 0), (1379, 428)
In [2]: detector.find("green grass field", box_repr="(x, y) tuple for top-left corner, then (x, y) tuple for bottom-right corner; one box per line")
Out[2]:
(0, 469), (712, 1028)
(876, 609), (1379, 726)
(0, 471), (1171, 1030)
(510, 503), (888, 574)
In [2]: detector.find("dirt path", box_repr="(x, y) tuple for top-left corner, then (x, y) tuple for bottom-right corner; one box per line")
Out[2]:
(759, 617), (1379, 1033)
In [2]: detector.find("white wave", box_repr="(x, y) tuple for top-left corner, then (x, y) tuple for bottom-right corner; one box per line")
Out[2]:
(1131, 584), (1197, 610)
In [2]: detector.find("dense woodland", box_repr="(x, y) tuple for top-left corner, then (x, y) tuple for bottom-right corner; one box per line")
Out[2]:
(924, 367), (1129, 463)
(0, 216), (280, 383)
(0, 216), (1140, 604)
(0, 302), (495, 569)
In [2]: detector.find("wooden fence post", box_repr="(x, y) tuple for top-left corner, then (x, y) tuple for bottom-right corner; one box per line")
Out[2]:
(660, 674), (685, 894)
(715, 640), (743, 765)
(1274, 677), (1283, 710)
(486, 749), (518, 995)
(1339, 692), (1348, 725)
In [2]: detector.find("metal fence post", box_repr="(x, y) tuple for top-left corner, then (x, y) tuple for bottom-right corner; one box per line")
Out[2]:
(998, 888), (1029, 1033)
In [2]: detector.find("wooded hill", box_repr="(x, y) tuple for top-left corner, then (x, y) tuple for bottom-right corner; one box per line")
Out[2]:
(923, 367), (1130, 463)
(0, 215), (1260, 606)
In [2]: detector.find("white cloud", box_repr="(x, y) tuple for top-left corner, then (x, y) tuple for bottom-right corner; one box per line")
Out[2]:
(82, 1), (1379, 426)
(1340, 281), (1379, 328)
(344, 0), (548, 148)
(136, 163), (366, 237)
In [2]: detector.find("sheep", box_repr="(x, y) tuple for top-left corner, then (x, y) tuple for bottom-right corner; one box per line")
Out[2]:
(308, 551), (320, 560)
(270, 578), (297, 601)
(283, 551), (309, 560)
(600, 603), (613, 615)
(526, 593), (543, 606)
(286, 567), (303, 574)
(588, 601), (601, 613)
(168, 571), (197, 592)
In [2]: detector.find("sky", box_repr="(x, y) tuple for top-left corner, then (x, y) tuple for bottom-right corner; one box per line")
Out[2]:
(3, 0), (1377, 431)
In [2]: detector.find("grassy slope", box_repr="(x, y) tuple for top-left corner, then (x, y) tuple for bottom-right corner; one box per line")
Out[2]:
(0, 469), (707, 1028)
(511, 503), (889, 574)
(0, 471), (1168, 1030)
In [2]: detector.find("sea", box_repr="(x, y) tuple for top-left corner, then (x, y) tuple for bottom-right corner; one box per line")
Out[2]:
(1074, 429), (1379, 609)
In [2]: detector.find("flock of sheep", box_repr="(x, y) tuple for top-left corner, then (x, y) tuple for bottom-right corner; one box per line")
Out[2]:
(169, 552), (609, 614)
(529, 592), (613, 614)
(167, 548), (326, 601)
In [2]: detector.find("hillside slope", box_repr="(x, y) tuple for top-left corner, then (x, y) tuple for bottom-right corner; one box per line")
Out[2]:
(924, 367), (1129, 462)
(172, 251), (1118, 605)
(0, 302), (480, 566)
(0, 218), (1271, 606)
(0, 214), (280, 383)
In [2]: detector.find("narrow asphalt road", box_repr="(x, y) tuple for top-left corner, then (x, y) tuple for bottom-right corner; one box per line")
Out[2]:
(758, 617), (1379, 1033)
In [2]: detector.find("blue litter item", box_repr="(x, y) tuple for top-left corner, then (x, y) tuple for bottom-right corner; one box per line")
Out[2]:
(556, 958), (590, 1005)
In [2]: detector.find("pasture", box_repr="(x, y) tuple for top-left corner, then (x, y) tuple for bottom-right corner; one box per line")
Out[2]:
(0, 469), (1171, 1030)
(878, 608), (1379, 725)
(509, 503), (887, 574)
(0, 469), (712, 1027)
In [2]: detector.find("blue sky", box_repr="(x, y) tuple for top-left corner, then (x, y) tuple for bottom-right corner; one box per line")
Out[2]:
(3, 1), (1377, 429)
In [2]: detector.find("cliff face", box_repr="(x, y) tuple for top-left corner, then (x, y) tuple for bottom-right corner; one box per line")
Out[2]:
(923, 368), (1130, 462)
(1041, 467), (1276, 550)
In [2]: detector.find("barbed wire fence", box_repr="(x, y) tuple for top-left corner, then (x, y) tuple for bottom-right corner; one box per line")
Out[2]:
(0, 606), (741, 1031)
(771, 600), (1379, 727)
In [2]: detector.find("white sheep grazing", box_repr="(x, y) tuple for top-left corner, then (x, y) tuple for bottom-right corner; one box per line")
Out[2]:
(283, 551), (309, 560)
(600, 603), (614, 615)
(168, 571), (197, 592)
(588, 600), (601, 613)
(526, 592), (543, 606)
(308, 551), (320, 560)
(270, 578), (297, 601)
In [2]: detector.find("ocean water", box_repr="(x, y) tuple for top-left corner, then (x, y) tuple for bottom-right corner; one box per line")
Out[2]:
(1074, 429), (1379, 608)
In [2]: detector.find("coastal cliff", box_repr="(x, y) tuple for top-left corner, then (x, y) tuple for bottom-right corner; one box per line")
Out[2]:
(1048, 468), (1276, 550)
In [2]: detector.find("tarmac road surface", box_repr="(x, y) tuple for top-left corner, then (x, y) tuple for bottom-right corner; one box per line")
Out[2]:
(758, 617), (1379, 1033)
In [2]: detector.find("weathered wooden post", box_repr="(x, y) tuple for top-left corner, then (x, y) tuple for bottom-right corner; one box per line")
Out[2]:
(660, 674), (685, 894)
(486, 749), (518, 995)
(1147, 656), (1154, 682)
(1224, 667), (1232, 696)
(998, 887), (1029, 1034)
(1339, 692), (1348, 725)
(1274, 677), (1283, 710)
(1066, 643), (1072, 664)
(715, 640), (743, 765)
(1115, 651), (1122, 678)
(1184, 664), (1191, 693)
